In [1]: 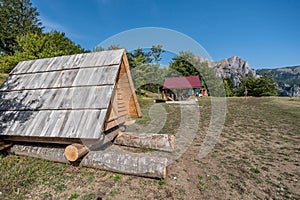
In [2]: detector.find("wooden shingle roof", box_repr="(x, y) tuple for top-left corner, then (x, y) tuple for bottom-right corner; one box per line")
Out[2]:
(0, 49), (139, 142)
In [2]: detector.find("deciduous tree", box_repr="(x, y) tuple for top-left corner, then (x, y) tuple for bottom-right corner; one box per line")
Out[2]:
(0, 0), (42, 54)
(0, 31), (85, 73)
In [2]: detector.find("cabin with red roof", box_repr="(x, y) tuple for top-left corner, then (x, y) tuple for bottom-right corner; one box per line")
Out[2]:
(162, 76), (207, 100)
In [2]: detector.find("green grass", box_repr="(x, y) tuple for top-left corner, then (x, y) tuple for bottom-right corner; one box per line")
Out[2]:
(0, 72), (8, 85)
(113, 174), (122, 182)
(68, 192), (79, 200)
(250, 168), (260, 174)
(158, 178), (166, 185)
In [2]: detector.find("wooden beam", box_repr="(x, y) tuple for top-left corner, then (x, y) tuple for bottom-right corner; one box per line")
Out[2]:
(1, 136), (81, 144)
(0, 140), (12, 151)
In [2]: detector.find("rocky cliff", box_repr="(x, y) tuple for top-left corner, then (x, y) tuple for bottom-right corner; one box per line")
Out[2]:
(208, 56), (258, 87)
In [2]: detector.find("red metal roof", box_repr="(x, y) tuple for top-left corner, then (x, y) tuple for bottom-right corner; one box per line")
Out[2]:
(163, 76), (203, 89)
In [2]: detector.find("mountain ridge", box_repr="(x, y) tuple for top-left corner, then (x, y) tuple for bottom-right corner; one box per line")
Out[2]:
(209, 56), (299, 96)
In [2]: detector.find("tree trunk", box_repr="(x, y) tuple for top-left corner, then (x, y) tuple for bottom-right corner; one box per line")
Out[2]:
(80, 150), (168, 178)
(114, 132), (175, 152)
(9, 144), (69, 163)
(64, 143), (89, 161)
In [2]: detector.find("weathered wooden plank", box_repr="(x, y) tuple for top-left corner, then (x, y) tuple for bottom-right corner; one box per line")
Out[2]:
(0, 111), (20, 135)
(40, 111), (67, 137)
(5, 111), (37, 135)
(10, 51), (122, 75)
(54, 70), (79, 88)
(78, 49), (123, 67)
(75, 110), (106, 139)
(10, 110), (106, 139)
(10, 60), (35, 74)
(28, 57), (51, 73)
(72, 66), (119, 86)
(0, 86), (114, 111)
(88, 65), (119, 86)
(71, 53), (87, 68)
(57, 110), (85, 138)
(23, 111), (51, 136)
(80, 150), (168, 178)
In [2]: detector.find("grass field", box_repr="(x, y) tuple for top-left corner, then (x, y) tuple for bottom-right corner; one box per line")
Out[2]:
(0, 93), (299, 199)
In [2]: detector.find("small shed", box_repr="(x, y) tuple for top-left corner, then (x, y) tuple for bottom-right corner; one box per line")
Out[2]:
(162, 75), (206, 100)
(0, 49), (141, 144)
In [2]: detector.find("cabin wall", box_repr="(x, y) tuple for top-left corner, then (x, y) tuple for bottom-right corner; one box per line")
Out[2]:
(104, 52), (142, 131)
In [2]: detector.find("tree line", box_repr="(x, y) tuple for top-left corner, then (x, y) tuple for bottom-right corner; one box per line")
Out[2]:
(0, 0), (278, 97)
(223, 75), (278, 97)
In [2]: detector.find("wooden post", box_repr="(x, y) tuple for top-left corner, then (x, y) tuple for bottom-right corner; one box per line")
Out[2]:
(114, 132), (175, 152)
(64, 143), (89, 162)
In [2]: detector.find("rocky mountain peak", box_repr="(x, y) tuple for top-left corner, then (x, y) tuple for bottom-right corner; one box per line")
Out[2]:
(209, 56), (258, 87)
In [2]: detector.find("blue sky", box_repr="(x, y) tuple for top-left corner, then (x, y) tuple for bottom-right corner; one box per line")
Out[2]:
(31, 0), (300, 69)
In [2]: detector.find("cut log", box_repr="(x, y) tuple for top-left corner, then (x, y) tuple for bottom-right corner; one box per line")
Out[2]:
(64, 143), (89, 162)
(9, 144), (69, 163)
(114, 132), (175, 152)
(80, 150), (168, 179)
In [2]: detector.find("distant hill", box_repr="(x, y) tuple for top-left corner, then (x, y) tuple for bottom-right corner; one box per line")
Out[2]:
(257, 66), (300, 96)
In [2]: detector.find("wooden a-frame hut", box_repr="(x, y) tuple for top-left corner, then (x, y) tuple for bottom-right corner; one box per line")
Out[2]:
(0, 49), (141, 144)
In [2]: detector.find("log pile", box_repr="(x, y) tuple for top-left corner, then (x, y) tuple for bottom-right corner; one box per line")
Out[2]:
(5, 128), (175, 178)
(9, 143), (168, 178)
